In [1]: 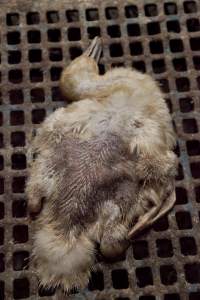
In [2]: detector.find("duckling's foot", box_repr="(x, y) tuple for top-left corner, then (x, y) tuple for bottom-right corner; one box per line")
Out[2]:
(84, 36), (102, 63)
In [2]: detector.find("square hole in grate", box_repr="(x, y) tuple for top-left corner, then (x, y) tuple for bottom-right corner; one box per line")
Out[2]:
(0, 228), (4, 245)
(173, 58), (187, 72)
(69, 46), (83, 59)
(193, 56), (200, 70)
(30, 68), (43, 82)
(12, 153), (26, 170)
(26, 12), (40, 24)
(167, 20), (181, 33)
(187, 18), (200, 31)
(147, 22), (160, 35)
(0, 157), (4, 171)
(156, 239), (173, 257)
(9, 89), (24, 104)
(190, 162), (200, 178)
(13, 278), (30, 299)
(160, 265), (177, 285)
(9, 69), (23, 84)
(51, 86), (62, 101)
(12, 176), (26, 193)
(12, 199), (27, 218)
(195, 186), (200, 202)
(48, 29), (61, 42)
(66, 10), (79, 22)
(180, 236), (197, 255)
(0, 134), (3, 149)
(8, 50), (21, 64)
(49, 48), (63, 61)
(145, 4), (158, 16)
(150, 40), (163, 54)
(13, 225), (28, 243)
(7, 31), (20, 44)
(7, 13), (20, 26)
(32, 109), (46, 124)
(152, 59), (166, 73)
(0, 203), (4, 219)
(27, 30), (41, 43)
(136, 267), (153, 287)
(99, 64), (105, 75)
(164, 2), (178, 15)
(0, 254), (4, 273)
(179, 97), (194, 112)
(0, 281), (4, 299)
(176, 211), (192, 229)
(11, 132), (25, 147)
(107, 25), (121, 38)
(105, 7), (119, 19)
(130, 42), (143, 56)
(0, 113), (3, 127)
(164, 294), (180, 300)
(196, 76), (200, 89)
(132, 240), (149, 259)
(10, 110), (24, 126)
(185, 263), (200, 283)
(13, 251), (29, 270)
(86, 9), (99, 21)
(153, 215), (169, 231)
(110, 43), (123, 57)
(182, 118), (198, 133)
(125, 5), (138, 18)
(50, 67), (62, 82)
(88, 271), (104, 291)
(132, 61), (146, 73)
(176, 77), (190, 92)
(0, 178), (4, 195)
(175, 187), (188, 204)
(127, 24), (140, 36)
(190, 37), (200, 51)
(170, 39), (184, 52)
(29, 49), (42, 63)
(187, 140), (200, 155)
(184, 1), (197, 13)
(38, 286), (56, 297)
(88, 27), (101, 39)
(12, 176), (25, 193)
(68, 27), (81, 41)
(31, 88), (45, 102)
(47, 11), (59, 23)
(112, 269), (129, 289)
(189, 292), (200, 300)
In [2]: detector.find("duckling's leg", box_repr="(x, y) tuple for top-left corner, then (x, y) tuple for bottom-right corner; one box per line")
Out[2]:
(60, 37), (102, 101)
(128, 181), (176, 239)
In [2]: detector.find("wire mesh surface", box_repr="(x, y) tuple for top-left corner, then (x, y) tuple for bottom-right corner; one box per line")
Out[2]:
(0, 0), (200, 299)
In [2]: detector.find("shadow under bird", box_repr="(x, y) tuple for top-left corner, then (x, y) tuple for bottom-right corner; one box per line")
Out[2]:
(26, 37), (177, 293)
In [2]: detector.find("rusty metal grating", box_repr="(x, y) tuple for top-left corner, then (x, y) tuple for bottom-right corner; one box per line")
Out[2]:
(0, 0), (200, 299)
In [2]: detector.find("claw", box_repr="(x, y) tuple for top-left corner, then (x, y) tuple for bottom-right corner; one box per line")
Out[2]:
(84, 36), (102, 63)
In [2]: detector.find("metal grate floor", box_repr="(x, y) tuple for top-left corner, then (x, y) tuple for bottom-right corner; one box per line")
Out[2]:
(0, 0), (200, 299)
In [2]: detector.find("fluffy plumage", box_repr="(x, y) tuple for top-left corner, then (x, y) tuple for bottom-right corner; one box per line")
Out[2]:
(26, 37), (177, 293)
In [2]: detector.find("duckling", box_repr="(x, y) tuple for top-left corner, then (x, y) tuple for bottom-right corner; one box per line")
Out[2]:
(26, 37), (177, 293)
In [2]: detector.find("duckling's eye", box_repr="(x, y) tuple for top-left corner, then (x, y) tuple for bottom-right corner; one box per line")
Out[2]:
(139, 179), (145, 186)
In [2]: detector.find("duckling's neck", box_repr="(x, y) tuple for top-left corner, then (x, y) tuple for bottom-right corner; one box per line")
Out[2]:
(61, 68), (134, 102)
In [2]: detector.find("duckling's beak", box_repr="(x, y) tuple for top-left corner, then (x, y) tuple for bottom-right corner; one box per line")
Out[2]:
(84, 36), (102, 63)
